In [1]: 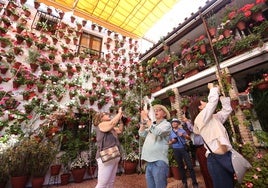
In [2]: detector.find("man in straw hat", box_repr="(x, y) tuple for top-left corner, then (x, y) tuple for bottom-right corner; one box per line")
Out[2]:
(139, 104), (171, 188)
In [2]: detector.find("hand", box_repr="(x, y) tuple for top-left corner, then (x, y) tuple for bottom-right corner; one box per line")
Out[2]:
(207, 83), (214, 89)
(140, 110), (148, 120)
(118, 107), (123, 114)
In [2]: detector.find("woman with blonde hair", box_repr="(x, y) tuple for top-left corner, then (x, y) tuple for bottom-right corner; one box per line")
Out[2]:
(93, 107), (123, 188)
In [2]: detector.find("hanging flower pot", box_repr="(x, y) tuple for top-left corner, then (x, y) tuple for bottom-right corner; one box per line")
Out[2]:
(220, 46), (229, 55)
(199, 44), (206, 54)
(223, 29), (232, 38)
(236, 21), (246, 31)
(59, 11), (65, 19)
(252, 11), (264, 22)
(47, 7), (52, 15)
(82, 20), (87, 27)
(208, 27), (216, 37)
(70, 16), (76, 23)
(256, 81), (268, 91)
(34, 1), (41, 9)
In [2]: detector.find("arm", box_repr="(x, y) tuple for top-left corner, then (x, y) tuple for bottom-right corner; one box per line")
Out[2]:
(202, 86), (219, 124)
(99, 107), (123, 132)
(149, 121), (171, 137)
(215, 96), (232, 123)
(113, 121), (124, 135)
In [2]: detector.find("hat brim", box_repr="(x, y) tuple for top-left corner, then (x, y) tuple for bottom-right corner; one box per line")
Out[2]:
(153, 105), (170, 119)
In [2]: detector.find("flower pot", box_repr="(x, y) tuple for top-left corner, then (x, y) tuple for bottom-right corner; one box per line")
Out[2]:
(11, 176), (28, 188)
(223, 29), (231, 38)
(257, 81), (268, 91)
(170, 166), (181, 180)
(231, 99), (239, 110)
(220, 46), (229, 55)
(71, 168), (86, 183)
(31, 176), (45, 188)
(123, 160), (138, 174)
(236, 21), (246, 31)
(50, 164), (61, 176)
(208, 27), (216, 37)
(60, 173), (70, 185)
(87, 166), (97, 177)
(252, 11), (264, 22)
(0, 182), (6, 188)
(184, 68), (199, 78)
(199, 44), (206, 54)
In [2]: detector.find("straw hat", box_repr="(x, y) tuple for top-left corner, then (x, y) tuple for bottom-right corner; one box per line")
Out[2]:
(153, 104), (170, 119)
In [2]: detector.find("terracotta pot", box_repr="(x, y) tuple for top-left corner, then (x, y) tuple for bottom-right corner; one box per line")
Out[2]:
(31, 176), (45, 188)
(199, 44), (206, 54)
(208, 27), (216, 37)
(60, 173), (70, 185)
(170, 166), (181, 180)
(11, 176), (28, 188)
(257, 81), (268, 91)
(223, 29), (231, 38)
(71, 168), (86, 183)
(252, 11), (264, 22)
(50, 165), (61, 176)
(123, 161), (138, 174)
(231, 99), (239, 110)
(220, 46), (229, 55)
(236, 21), (246, 31)
(184, 68), (199, 78)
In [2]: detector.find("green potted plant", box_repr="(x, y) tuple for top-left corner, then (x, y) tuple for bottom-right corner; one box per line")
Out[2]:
(70, 155), (88, 183)
(6, 138), (34, 188)
(151, 98), (162, 106)
(0, 152), (9, 188)
(0, 37), (12, 48)
(233, 33), (261, 54)
(29, 140), (57, 187)
(166, 89), (176, 103)
(168, 148), (180, 180)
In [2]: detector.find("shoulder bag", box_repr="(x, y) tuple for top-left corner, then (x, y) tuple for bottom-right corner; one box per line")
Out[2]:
(203, 139), (251, 183)
(99, 132), (121, 163)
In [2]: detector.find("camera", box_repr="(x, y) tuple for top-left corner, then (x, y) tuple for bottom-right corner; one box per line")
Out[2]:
(121, 116), (129, 125)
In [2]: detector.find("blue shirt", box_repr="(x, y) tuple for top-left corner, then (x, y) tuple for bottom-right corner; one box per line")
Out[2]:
(169, 128), (187, 149)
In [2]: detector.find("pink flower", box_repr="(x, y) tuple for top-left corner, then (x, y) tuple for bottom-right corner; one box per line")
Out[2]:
(256, 167), (261, 172)
(245, 182), (253, 187)
(256, 152), (263, 159)
(228, 11), (236, 19)
(253, 174), (258, 179)
(256, 0), (265, 4)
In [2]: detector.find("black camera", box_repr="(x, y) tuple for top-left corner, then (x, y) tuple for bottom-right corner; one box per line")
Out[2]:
(121, 116), (129, 125)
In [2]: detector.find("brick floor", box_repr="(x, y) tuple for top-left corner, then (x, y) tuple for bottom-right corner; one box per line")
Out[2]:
(50, 166), (206, 188)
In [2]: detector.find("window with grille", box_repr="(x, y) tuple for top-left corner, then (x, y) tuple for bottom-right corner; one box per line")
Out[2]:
(32, 11), (60, 34)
